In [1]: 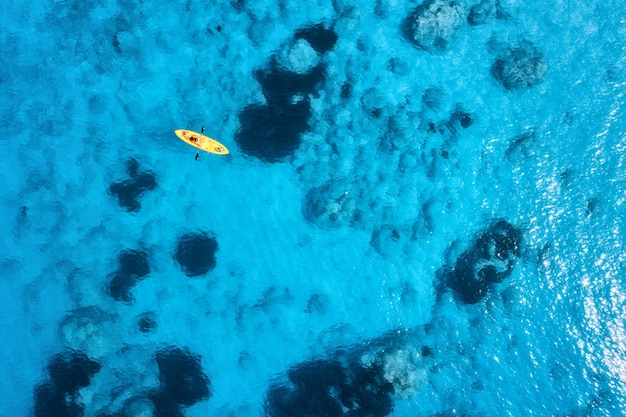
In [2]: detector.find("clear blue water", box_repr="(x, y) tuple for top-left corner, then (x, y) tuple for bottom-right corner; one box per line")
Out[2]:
(1, 0), (625, 416)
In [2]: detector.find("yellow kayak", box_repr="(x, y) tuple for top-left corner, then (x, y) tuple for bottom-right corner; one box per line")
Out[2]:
(174, 129), (229, 155)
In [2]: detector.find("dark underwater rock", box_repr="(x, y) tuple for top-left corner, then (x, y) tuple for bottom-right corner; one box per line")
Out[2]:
(119, 250), (150, 277)
(451, 105), (473, 128)
(35, 383), (84, 417)
(266, 358), (394, 417)
(438, 219), (522, 304)
(236, 100), (312, 163)
(47, 351), (102, 396)
(156, 347), (211, 406)
(150, 391), (184, 417)
(294, 24), (338, 54)
(341, 82), (353, 99)
(265, 332), (427, 417)
(174, 232), (219, 277)
(235, 23), (335, 162)
(34, 350), (101, 417)
(138, 311), (158, 333)
(107, 250), (150, 303)
(108, 159), (157, 212)
(107, 271), (134, 303)
(491, 41), (547, 90)
(256, 65), (325, 106)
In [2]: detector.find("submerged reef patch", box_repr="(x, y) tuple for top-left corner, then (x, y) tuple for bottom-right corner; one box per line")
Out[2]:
(108, 158), (157, 212)
(406, 0), (466, 52)
(237, 100), (313, 163)
(294, 24), (338, 55)
(155, 347), (212, 407)
(265, 333), (428, 417)
(137, 311), (158, 333)
(59, 306), (119, 359)
(46, 351), (102, 396)
(491, 41), (547, 90)
(437, 219), (522, 304)
(107, 249), (150, 303)
(266, 359), (394, 417)
(34, 350), (101, 417)
(235, 24), (337, 162)
(174, 231), (219, 277)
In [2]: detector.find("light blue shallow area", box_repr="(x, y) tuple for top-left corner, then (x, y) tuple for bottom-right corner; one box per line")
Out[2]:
(1, 0), (625, 416)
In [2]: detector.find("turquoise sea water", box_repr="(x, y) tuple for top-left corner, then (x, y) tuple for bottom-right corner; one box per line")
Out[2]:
(1, 0), (626, 416)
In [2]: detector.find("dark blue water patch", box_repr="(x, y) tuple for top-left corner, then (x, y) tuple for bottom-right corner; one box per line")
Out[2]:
(174, 232), (219, 277)
(236, 100), (312, 163)
(119, 249), (150, 277)
(403, 0), (466, 52)
(34, 351), (101, 417)
(34, 383), (85, 417)
(255, 65), (326, 107)
(138, 311), (158, 333)
(437, 219), (523, 304)
(265, 356), (394, 417)
(265, 330), (431, 417)
(491, 41), (547, 90)
(46, 351), (102, 395)
(112, 33), (122, 53)
(108, 158), (157, 212)
(421, 345), (433, 358)
(149, 391), (184, 417)
(345, 362), (394, 415)
(236, 23), (335, 162)
(107, 271), (135, 303)
(106, 250), (150, 303)
(450, 104), (473, 129)
(340, 82), (353, 99)
(294, 24), (338, 54)
(266, 359), (348, 417)
(156, 347), (212, 407)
